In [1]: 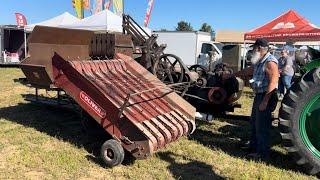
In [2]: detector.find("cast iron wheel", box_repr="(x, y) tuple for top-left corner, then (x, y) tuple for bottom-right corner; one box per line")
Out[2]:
(100, 139), (125, 167)
(189, 65), (208, 78)
(152, 54), (186, 84)
(279, 68), (320, 175)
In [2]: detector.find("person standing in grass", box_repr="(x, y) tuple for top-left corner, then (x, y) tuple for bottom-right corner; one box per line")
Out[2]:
(225, 38), (279, 159)
(278, 48), (294, 99)
(248, 38), (279, 159)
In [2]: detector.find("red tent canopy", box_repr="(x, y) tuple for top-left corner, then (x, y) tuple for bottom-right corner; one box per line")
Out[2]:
(244, 10), (320, 42)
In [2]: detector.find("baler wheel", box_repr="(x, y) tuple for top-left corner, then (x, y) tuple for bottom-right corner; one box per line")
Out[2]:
(100, 139), (125, 167)
(279, 68), (320, 175)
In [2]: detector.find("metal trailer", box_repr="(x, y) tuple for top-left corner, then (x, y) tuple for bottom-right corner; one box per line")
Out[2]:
(20, 26), (196, 167)
(0, 25), (25, 66)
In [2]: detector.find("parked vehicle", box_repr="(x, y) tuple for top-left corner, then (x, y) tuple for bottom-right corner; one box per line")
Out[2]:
(153, 31), (222, 69)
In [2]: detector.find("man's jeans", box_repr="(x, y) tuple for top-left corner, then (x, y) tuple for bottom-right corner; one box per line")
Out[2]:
(250, 93), (272, 157)
(279, 75), (292, 95)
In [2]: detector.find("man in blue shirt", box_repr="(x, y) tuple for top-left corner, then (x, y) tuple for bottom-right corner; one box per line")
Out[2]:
(227, 38), (279, 159)
(249, 39), (279, 159)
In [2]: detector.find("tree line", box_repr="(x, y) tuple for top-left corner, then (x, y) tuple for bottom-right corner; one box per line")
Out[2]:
(160, 21), (214, 35)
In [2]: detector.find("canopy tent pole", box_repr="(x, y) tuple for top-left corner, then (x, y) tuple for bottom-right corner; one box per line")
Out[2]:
(24, 28), (27, 58)
(123, 0), (125, 14)
(242, 40), (247, 70)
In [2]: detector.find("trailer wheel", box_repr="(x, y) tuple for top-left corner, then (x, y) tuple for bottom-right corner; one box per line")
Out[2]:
(100, 139), (125, 167)
(279, 68), (320, 175)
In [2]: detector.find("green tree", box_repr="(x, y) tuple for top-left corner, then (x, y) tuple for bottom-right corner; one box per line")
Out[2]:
(199, 23), (215, 40)
(199, 23), (214, 34)
(176, 21), (193, 31)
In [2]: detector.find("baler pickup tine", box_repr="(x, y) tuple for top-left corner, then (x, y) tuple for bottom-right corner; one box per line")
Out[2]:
(117, 85), (174, 118)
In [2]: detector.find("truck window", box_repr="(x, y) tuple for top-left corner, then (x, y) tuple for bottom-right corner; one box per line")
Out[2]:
(213, 43), (223, 53)
(201, 43), (213, 54)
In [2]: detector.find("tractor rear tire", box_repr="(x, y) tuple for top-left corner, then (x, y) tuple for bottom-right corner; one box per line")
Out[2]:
(279, 68), (320, 175)
(100, 139), (125, 167)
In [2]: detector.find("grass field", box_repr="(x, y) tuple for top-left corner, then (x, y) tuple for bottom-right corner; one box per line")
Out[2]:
(0, 68), (317, 179)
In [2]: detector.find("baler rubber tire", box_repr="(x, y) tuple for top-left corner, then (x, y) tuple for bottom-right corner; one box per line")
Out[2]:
(279, 68), (320, 175)
(100, 139), (125, 167)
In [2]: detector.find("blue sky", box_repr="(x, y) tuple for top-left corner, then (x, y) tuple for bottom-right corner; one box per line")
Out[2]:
(0, 0), (319, 31)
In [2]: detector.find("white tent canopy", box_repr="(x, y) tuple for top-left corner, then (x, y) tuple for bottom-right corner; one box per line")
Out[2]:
(61, 10), (152, 35)
(61, 10), (123, 32)
(25, 12), (80, 32)
(22, 11), (152, 56)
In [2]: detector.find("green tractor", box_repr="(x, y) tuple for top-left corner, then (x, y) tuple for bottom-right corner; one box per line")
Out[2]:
(279, 48), (320, 175)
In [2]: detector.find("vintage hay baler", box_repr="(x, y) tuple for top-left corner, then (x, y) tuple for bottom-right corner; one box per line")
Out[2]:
(20, 26), (196, 167)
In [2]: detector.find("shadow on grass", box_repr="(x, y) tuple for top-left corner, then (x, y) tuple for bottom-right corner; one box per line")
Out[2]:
(190, 120), (305, 174)
(0, 103), (109, 166)
(0, 103), (307, 175)
(157, 151), (224, 180)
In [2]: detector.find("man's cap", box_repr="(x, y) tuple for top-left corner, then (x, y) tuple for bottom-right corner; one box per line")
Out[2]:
(252, 38), (269, 48)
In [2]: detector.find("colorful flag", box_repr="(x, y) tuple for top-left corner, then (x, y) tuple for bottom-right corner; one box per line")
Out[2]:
(83, 0), (91, 10)
(15, 13), (27, 27)
(73, 0), (84, 18)
(94, 0), (103, 14)
(104, 0), (112, 10)
(113, 0), (123, 16)
(144, 0), (154, 27)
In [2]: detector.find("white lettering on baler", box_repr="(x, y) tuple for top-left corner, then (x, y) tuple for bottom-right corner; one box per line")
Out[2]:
(80, 91), (106, 118)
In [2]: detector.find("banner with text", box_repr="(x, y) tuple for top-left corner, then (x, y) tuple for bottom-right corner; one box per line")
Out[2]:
(15, 13), (27, 27)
